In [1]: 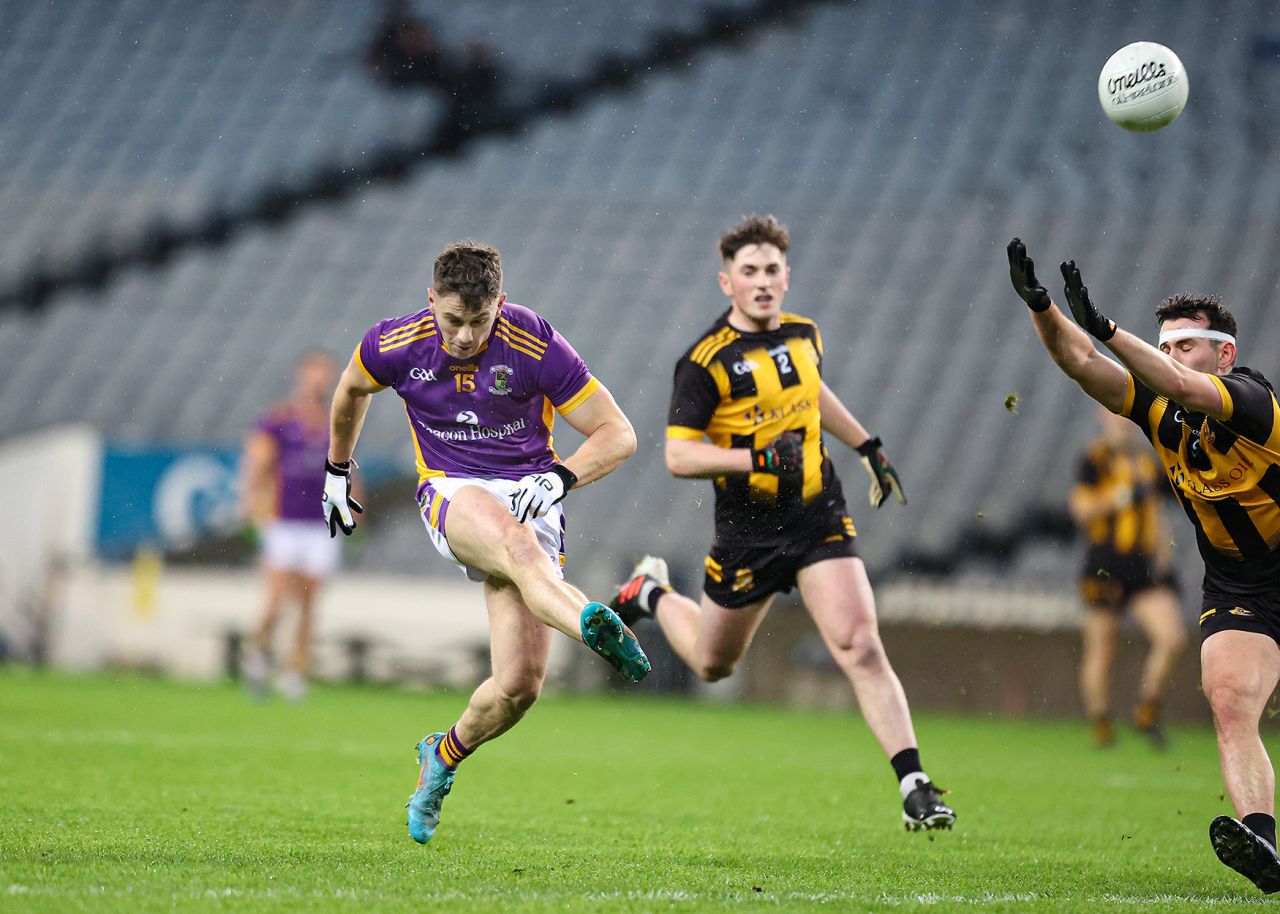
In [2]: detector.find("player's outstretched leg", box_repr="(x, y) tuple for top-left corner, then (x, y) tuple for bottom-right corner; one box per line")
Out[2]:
(581, 602), (650, 682)
(406, 731), (459, 844)
(609, 555), (673, 625)
(1210, 816), (1280, 893)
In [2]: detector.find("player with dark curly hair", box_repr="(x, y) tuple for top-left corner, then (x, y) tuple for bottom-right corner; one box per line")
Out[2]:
(1010, 237), (1280, 893)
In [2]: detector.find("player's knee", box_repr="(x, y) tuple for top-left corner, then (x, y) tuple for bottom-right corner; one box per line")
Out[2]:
(499, 526), (546, 574)
(497, 674), (543, 715)
(697, 656), (739, 682)
(1205, 678), (1256, 730)
(838, 625), (886, 674)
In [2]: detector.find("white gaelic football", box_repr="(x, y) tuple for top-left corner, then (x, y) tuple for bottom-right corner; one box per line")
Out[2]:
(1097, 42), (1188, 132)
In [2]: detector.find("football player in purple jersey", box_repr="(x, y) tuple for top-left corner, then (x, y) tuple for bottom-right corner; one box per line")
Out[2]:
(324, 240), (649, 844)
(240, 351), (341, 701)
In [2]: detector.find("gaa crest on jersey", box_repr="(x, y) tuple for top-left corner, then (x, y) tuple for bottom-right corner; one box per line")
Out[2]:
(489, 364), (514, 395)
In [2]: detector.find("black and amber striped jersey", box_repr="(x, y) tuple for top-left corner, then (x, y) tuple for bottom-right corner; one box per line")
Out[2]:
(667, 309), (845, 545)
(1122, 365), (1280, 591)
(1074, 440), (1163, 557)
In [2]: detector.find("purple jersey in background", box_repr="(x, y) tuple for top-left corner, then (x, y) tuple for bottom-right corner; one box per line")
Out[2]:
(356, 302), (598, 497)
(256, 405), (330, 521)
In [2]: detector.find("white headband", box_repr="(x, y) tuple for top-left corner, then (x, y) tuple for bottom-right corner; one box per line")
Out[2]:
(1158, 328), (1236, 347)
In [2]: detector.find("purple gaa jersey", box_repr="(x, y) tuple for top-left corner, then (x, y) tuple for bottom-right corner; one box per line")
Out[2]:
(356, 302), (599, 495)
(256, 404), (330, 522)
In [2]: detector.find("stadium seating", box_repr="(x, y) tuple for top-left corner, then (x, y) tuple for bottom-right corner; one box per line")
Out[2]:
(0, 0), (1276, 590)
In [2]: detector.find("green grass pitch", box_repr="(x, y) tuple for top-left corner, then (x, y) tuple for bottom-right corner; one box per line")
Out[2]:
(0, 669), (1271, 912)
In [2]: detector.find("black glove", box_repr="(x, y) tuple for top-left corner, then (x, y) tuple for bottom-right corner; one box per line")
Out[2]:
(856, 436), (907, 508)
(750, 431), (804, 479)
(322, 458), (364, 537)
(1060, 260), (1116, 341)
(1007, 237), (1051, 312)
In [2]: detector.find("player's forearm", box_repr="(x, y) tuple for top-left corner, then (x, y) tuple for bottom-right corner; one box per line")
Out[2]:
(328, 385), (373, 464)
(1031, 303), (1102, 378)
(818, 383), (872, 450)
(665, 437), (753, 478)
(561, 416), (636, 488)
(1103, 328), (1221, 413)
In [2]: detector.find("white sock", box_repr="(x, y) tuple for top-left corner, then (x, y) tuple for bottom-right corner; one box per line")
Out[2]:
(637, 579), (663, 613)
(899, 771), (930, 799)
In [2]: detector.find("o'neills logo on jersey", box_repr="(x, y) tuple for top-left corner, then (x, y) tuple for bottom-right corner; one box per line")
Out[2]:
(424, 416), (529, 443)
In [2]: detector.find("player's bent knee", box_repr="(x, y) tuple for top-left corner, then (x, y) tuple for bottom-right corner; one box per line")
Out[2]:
(497, 525), (549, 576)
(496, 676), (543, 715)
(697, 657), (739, 682)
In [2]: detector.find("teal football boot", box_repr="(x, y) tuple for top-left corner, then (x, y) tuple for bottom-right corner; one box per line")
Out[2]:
(580, 602), (651, 683)
(406, 732), (455, 844)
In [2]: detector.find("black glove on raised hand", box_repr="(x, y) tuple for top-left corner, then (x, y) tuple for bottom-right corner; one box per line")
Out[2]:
(1007, 237), (1051, 312)
(1060, 260), (1116, 341)
(750, 431), (804, 479)
(856, 436), (907, 509)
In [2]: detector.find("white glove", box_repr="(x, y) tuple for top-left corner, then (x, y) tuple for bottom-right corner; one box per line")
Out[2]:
(508, 464), (577, 524)
(322, 459), (364, 537)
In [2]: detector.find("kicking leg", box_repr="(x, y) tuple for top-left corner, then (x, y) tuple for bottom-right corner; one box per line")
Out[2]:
(442, 485), (649, 681)
(444, 485), (597, 638)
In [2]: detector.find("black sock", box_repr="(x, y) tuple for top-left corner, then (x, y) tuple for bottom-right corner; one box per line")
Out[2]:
(890, 747), (922, 783)
(1244, 813), (1277, 848)
(644, 584), (666, 613)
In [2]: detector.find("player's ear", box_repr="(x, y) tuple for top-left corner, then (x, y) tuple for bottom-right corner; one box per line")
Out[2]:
(783, 264), (791, 291)
(717, 270), (732, 296)
(495, 292), (507, 313)
(1219, 340), (1236, 372)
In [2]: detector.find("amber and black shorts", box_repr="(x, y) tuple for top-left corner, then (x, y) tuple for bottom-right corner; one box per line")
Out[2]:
(1200, 587), (1280, 645)
(703, 509), (859, 609)
(1079, 548), (1177, 613)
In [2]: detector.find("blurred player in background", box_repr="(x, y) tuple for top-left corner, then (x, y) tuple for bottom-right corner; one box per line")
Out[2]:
(1072, 406), (1187, 748)
(324, 240), (649, 845)
(611, 215), (955, 832)
(1010, 237), (1280, 894)
(239, 351), (340, 701)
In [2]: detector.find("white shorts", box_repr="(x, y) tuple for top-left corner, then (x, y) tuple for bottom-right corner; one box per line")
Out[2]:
(418, 476), (566, 583)
(261, 519), (341, 579)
